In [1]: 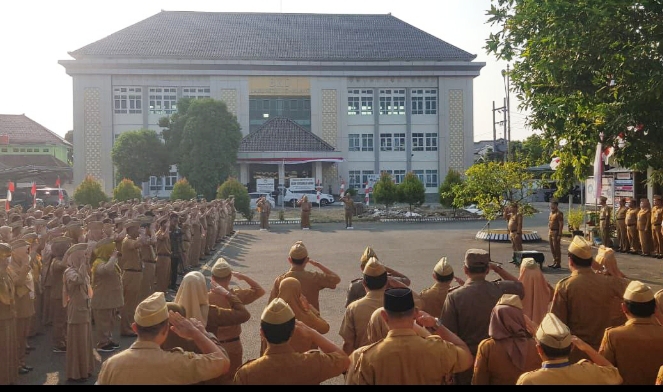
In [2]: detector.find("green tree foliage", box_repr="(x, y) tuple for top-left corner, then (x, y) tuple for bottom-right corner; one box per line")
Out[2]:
(510, 133), (553, 168)
(450, 161), (536, 221)
(176, 99), (242, 200)
(397, 172), (425, 212)
(170, 178), (197, 201)
(216, 177), (251, 220)
(73, 175), (110, 206)
(372, 172), (398, 215)
(485, 0), (663, 190)
(64, 130), (73, 165)
(439, 169), (463, 208)
(111, 129), (170, 184)
(159, 98), (193, 165)
(113, 178), (143, 202)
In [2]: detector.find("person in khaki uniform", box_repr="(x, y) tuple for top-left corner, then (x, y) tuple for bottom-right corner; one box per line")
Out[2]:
(8, 239), (35, 374)
(418, 257), (463, 318)
(637, 198), (653, 256)
(341, 194), (354, 229)
(138, 219), (158, 302)
(615, 197), (628, 253)
(345, 246), (411, 307)
(268, 241), (340, 313)
(96, 291), (231, 385)
(297, 195), (312, 230)
(504, 202), (523, 252)
(598, 196), (613, 248)
(598, 281), (663, 385)
(550, 236), (630, 363)
(90, 238), (124, 353)
(119, 220), (148, 336)
(207, 258), (263, 384)
(346, 288), (473, 385)
(652, 195), (663, 258)
(0, 242), (19, 383)
(516, 312), (622, 385)
(472, 295), (542, 385)
(548, 200), (564, 268)
(626, 197), (641, 254)
(154, 218), (171, 294)
(233, 298), (349, 385)
(256, 196), (270, 231)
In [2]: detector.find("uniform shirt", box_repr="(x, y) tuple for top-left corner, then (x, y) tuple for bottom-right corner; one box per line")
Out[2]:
(626, 207), (639, 226)
(96, 340), (227, 385)
(507, 211), (523, 233)
(418, 281), (453, 318)
(345, 329), (472, 385)
(548, 210), (564, 235)
(440, 279), (524, 355)
(169, 226), (184, 260)
(615, 206), (628, 220)
(339, 290), (384, 352)
(598, 317), (663, 385)
(653, 205), (663, 226)
(599, 204), (613, 228)
(472, 337), (541, 385)
(516, 358), (622, 385)
(233, 343), (348, 385)
(268, 268), (341, 312)
(120, 237), (142, 271)
(551, 269), (629, 352)
(637, 207), (651, 231)
(207, 287), (262, 341)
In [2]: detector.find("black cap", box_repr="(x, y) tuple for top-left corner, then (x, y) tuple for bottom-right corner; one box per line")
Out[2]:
(384, 288), (415, 312)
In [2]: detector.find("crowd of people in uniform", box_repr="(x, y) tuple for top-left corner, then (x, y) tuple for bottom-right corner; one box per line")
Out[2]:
(2, 195), (663, 385)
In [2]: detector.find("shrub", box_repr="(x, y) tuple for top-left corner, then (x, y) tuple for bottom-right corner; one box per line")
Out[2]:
(113, 178), (143, 202)
(216, 177), (251, 220)
(73, 175), (110, 207)
(397, 172), (426, 212)
(439, 169), (463, 208)
(373, 172), (398, 215)
(170, 178), (197, 201)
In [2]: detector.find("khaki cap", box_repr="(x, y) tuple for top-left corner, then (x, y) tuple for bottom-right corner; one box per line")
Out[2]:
(655, 289), (663, 314)
(464, 249), (490, 268)
(289, 241), (308, 259)
(261, 298), (295, 325)
(0, 243), (12, 257)
(623, 280), (654, 303)
(536, 313), (572, 349)
(87, 221), (103, 231)
(64, 243), (87, 257)
(134, 292), (169, 327)
(360, 246), (378, 265)
(211, 257), (232, 278)
(521, 258), (538, 270)
(124, 220), (141, 229)
(568, 235), (592, 259)
(363, 257), (386, 277)
(9, 221), (22, 229)
(9, 239), (29, 250)
(21, 232), (38, 243)
(433, 257), (453, 276)
(600, 196), (608, 202)
(497, 294), (523, 309)
(595, 245), (615, 266)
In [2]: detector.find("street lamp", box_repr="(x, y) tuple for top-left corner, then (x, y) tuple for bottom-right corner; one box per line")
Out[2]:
(501, 64), (511, 162)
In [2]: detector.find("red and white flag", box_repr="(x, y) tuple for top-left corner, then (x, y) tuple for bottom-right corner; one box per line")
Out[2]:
(31, 182), (37, 208)
(6, 181), (14, 211)
(55, 177), (63, 204)
(591, 140), (603, 200)
(339, 180), (345, 197)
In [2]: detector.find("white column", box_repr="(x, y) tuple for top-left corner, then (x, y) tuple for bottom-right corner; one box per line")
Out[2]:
(315, 161), (322, 184)
(240, 163), (249, 186)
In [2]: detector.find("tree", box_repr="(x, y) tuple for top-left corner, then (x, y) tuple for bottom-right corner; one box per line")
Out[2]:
(397, 172), (425, 212)
(64, 130), (73, 165)
(177, 98), (242, 200)
(159, 98), (193, 165)
(485, 0), (663, 191)
(372, 172), (398, 216)
(216, 177), (251, 221)
(439, 169), (463, 209)
(170, 178), (197, 201)
(450, 161), (537, 222)
(73, 175), (110, 206)
(111, 129), (170, 185)
(113, 178), (143, 202)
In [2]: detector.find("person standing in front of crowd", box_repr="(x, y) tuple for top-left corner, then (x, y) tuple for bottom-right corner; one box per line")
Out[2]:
(548, 199), (564, 269)
(598, 280), (663, 385)
(516, 313), (622, 385)
(256, 196), (269, 231)
(625, 197), (640, 254)
(0, 242), (19, 384)
(504, 202), (523, 252)
(90, 238), (124, 353)
(637, 198), (653, 256)
(297, 195), (312, 230)
(440, 248), (524, 385)
(615, 197), (629, 253)
(341, 193), (354, 229)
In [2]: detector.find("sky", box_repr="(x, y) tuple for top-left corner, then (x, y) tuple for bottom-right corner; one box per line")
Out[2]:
(1, 0), (535, 143)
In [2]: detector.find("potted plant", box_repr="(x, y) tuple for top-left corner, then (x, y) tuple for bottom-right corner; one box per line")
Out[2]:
(567, 207), (585, 236)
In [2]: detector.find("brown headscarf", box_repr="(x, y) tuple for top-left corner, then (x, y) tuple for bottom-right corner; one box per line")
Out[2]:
(277, 277), (329, 334)
(518, 260), (552, 327)
(488, 303), (532, 371)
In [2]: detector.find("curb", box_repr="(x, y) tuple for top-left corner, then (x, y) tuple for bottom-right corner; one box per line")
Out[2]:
(475, 230), (542, 243)
(233, 216), (485, 226)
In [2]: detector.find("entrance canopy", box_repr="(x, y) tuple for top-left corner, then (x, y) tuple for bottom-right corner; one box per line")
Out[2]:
(237, 157), (343, 165)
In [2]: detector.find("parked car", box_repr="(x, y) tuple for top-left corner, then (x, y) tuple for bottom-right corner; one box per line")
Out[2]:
(249, 192), (276, 210)
(284, 189), (335, 207)
(35, 187), (69, 206)
(542, 184), (581, 204)
(463, 204), (484, 216)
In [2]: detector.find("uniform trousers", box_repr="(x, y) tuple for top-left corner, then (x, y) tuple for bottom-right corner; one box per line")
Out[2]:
(92, 308), (116, 348)
(120, 270), (142, 335)
(627, 225), (641, 252)
(51, 297), (67, 348)
(616, 219), (628, 251)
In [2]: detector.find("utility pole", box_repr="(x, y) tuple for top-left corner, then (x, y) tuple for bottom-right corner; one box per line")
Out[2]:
(503, 64), (511, 162)
(503, 97), (507, 163)
(492, 100), (507, 162)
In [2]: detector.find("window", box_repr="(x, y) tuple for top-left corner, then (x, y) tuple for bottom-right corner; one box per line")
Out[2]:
(361, 171), (375, 188)
(347, 90), (360, 115)
(393, 133), (406, 151)
(383, 169), (406, 184)
(380, 133), (392, 151)
(0, 148), (6, 152)
(348, 89), (374, 116)
(12, 148), (18, 152)
(165, 171), (178, 190)
(425, 133), (438, 151)
(149, 87), (177, 114)
(114, 87), (142, 114)
(182, 87), (210, 99)
(379, 133), (405, 152)
(349, 170), (361, 189)
(425, 170), (438, 188)
(361, 134), (374, 152)
(379, 89), (406, 115)
(43, 148), (49, 152)
(348, 134), (360, 152)
(26, 148), (32, 152)
(149, 176), (163, 191)
(413, 170), (425, 183)
(411, 89), (437, 115)
(361, 90), (373, 115)
(20, 148), (25, 152)
(412, 133), (424, 151)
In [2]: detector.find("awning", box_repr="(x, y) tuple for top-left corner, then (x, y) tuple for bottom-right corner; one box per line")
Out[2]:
(237, 157), (344, 165)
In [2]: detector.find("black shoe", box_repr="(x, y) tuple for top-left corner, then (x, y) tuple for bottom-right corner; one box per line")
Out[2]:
(52, 346), (66, 353)
(548, 264), (561, 269)
(22, 365), (33, 371)
(110, 341), (120, 348)
(97, 344), (116, 353)
(18, 367), (30, 375)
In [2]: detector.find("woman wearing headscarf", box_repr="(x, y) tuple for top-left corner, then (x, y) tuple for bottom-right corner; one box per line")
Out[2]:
(90, 238), (123, 352)
(472, 294), (542, 385)
(63, 243), (96, 382)
(0, 243), (19, 384)
(175, 271), (210, 328)
(594, 246), (629, 327)
(517, 258), (553, 327)
(275, 277), (330, 353)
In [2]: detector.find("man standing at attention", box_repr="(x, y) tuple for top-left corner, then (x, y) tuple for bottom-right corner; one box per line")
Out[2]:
(341, 194), (354, 230)
(599, 196), (613, 248)
(548, 199), (564, 269)
(615, 197), (628, 253)
(637, 198), (653, 256)
(504, 202), (523, 252)
(626, 197), (641, 254)
(651, 195), (663, 258)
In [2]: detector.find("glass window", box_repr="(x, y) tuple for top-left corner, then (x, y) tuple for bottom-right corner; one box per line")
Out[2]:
(114, 86), (142, 114)
(182, 87), (210, 99)
(348, 94), (360, 115)
(392, 169), (406, 184)
(425, 170), (438, 188)
(425, 133), (438, 151)
(349, 170), (361, 189)
(380, 133), (393, 151)
(165, 172), (178, 190)
(412, 133), (424, 152)
(43, 148), (49, 152)
(349, 134), (360, 152)
(412, 89), (437, 115)
(148, 87), (177, 115)
(413, 170), (425, 183)
(394, 133), (406, 151)
(361, 89), (373, 115)
(361, 134), (374, 152)
(361, 171), (374, 188)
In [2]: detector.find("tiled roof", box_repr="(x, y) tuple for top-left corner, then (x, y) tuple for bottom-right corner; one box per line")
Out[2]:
(0, 155), (71, 169)
(239, 117), (336, 152)
(0, 114), (70, 146)
(69, 11), (476, 62)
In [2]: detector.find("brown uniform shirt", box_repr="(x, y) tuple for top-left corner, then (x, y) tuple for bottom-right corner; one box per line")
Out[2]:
(615, 206), (628, 220)
(120, 237), (142, 271)
(548, 210), (564, 234)
(90, 259), (124, 310)
(516, 358), (622, 385)
(599, 317), (663, 385)
(652, 205), (663, 226)
(207, 288), (261, 341)
(346, 329), (472, 385)
(419, 281), (453, 318)
(472, 337), (541, 385)
(233, 343), (348, 385)
(339, 290), (384, 352)
(268, 268), (341, 312)
(626, 206), (639, 226)
(550, 269), (629, 352)
(637, 207), (651, 231)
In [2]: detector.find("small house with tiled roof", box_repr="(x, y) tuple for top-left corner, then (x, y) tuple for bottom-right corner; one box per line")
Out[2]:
(60, 11), (484, 197)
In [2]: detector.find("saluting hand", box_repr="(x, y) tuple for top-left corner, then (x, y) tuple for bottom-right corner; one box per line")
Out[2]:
(168, 310), (199, 340)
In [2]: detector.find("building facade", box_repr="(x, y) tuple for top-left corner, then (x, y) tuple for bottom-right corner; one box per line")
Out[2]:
(59, 11), (484, 198)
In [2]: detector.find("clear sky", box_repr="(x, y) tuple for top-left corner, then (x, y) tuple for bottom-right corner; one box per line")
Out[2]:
(1, 0), (534, 142)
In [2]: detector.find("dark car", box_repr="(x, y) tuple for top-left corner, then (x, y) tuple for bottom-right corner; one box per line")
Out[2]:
(35, 188), (69, 206)
(543, 185), (581, 204)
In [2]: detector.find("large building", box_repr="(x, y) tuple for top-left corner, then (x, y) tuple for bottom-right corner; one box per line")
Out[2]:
(59, 11), (485, 198)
